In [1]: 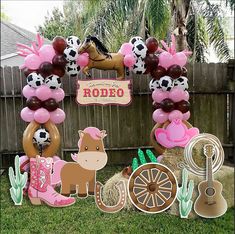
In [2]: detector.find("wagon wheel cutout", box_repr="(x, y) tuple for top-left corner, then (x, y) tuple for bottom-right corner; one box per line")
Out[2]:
(128, 163), (178, 213)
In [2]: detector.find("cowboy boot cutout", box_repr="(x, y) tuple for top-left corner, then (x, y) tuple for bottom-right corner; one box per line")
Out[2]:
(28, 156), (75, 207)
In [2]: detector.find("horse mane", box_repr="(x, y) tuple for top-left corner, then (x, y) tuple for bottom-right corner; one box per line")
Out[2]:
(88, 35), (110, 57)
(78, 127), (102, 148)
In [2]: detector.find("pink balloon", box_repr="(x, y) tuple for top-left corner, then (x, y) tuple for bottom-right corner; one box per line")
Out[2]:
(50, 108), (66, 124)
(124, 54), (136, 67)
(173, 52), (187, 67)
(183, 111), (190, 120)
(153, 109), (169, 123)
(35, 85), (52, 101)
(120, 43), (133, 55)
(20, 107), (35, 122)
(22, 85), (36, 98)
(183, 91), (189, 101)
(39, 45), (56, 63)
(169, 87), (186, 102)
(168, 110), (183, 121)
(76, 54), (89, 67)
(159, 51), (173, 69)
(34, 108), (50, 123)
(152, 89), (169, 103)
(83, 52), (89, 57)
(51, 88), (65, 102)
(24, 54), (42, 70)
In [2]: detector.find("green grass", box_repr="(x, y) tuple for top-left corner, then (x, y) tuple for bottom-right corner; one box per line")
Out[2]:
(1, 166), (234, 234)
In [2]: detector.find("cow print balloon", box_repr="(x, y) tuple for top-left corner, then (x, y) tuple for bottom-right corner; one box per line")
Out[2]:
(63, 46), (78, 61)
(173, 76), (189, 91)
(159, 76), (173, 91)
(129, 36), (144, 45)
(132, 43), (147, 59)
(65, 61), (80, 77)
(27, 72), (44, 88)
(149, 79), (160, 92)
(33, 128), (51, 147)
(133, 58), (146, 74)
(66, 36), (80, 49)
(44, 75), (61, 89)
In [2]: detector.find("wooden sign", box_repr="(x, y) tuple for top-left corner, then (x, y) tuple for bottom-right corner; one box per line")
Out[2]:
(76, 79), (132, 105)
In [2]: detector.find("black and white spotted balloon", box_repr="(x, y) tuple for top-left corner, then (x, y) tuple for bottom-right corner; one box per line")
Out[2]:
(63, 46), (78, 61)
(133, 58), (146, 74)
(45, 75), (61, 89)
(27, 72), (44, 88)
(65, 61), (80, 77)
(66, 36), (80, 49)
(129, 36), (144, 45)
(149, 79), (160, 92)
(33, 128), (51, 147)
(174, 76), (189, 91)
(159, 76), (173, 91)
(132, 43), (147, 59)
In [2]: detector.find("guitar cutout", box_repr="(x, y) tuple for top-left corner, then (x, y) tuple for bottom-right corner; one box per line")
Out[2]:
(194, 144), (227, 218)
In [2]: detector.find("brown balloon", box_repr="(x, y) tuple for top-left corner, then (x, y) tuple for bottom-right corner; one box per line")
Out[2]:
(160, 98), (175, 112)
(26, 96), (42, 110)
(150, 66), (166, 80)
(39, 62), (53, 78)
(153, 101), (161, 109)
(167, 64), (183, 79)
(144, 54), (159, 70)
(53, 65), (65, 77)
(175, 100), (190, 113)
(23, 120), (60, 158)
(52, 55), (67, 68)
(52, 36), (67, 54)
(182, 67), (188, 76)
(23, 67), (37, 77)
(43, 98), (59, 112)
(146, 37), (159, 53)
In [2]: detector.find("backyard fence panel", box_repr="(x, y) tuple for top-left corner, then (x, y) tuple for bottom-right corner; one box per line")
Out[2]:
(0, 62), (234, 168)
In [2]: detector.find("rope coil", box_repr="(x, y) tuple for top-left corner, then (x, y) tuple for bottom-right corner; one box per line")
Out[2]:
(178, 133), (224, 176)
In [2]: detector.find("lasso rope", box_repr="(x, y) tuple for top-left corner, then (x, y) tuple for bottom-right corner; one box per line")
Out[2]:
(178, 133), (224, 177)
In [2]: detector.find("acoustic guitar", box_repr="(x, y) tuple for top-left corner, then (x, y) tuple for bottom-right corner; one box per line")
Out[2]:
(194, 144), (227, 218)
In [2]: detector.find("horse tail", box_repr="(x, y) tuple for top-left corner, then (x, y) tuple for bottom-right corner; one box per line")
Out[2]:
(51, 160), (66, 185)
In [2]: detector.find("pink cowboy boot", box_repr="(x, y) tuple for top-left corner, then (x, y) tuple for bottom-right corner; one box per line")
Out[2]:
(28, 156), (75, 207)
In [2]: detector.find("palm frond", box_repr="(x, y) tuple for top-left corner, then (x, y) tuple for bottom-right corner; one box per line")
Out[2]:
(201, 1), (231, 62)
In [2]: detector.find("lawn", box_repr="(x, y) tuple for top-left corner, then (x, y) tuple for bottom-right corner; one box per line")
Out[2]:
(1, 166), (234, 234)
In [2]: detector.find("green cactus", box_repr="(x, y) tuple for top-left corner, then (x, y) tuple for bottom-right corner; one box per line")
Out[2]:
(8, 155), (28, 205)
(131, 149), (158, 171)
(146, 149), (158, 163)
(177, 168), (194, 218)
(132, 157), (139, 171)
(138, 149), (147, 165)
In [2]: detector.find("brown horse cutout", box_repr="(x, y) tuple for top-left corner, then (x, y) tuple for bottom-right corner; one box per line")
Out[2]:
(59, 127), (107, 197)
(78, 35), (125, 80)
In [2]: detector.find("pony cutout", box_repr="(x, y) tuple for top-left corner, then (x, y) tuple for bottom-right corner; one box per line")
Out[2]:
(78, 35), (125, 80)
(53, 127), (107, 198)
(155, 119), (199, 148)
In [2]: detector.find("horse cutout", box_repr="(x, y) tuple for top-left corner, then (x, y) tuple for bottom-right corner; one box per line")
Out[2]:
(78, 35), (125, 80)
(53, 127), (108, 198)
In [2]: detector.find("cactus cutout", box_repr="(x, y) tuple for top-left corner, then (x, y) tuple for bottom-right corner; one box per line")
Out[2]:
(131, 149), (158, 171)
(8, 155), (28, 205)
(132, 157), (139, 171)
(177, 168), (194, 218)
(146, 149), (158, 163)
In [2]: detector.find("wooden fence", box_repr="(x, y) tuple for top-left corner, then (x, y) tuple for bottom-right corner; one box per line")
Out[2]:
(0, 61), (234, 168)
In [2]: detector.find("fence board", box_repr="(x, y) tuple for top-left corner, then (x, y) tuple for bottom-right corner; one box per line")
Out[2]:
(0, 62), (234, 168)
